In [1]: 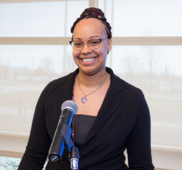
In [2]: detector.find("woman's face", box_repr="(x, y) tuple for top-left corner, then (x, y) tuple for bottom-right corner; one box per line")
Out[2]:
(72, 18), (111, 76)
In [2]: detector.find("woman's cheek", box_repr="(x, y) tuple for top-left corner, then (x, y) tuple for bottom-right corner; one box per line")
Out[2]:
(73, 51), (79, 59)
(73, 51), (81, 65)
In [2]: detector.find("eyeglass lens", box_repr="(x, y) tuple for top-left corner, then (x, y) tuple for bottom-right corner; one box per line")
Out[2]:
(72, 39), (101, 51)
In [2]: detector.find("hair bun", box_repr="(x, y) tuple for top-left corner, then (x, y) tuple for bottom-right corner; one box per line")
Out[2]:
(80, 8), (106, 21)
(71, 7), (112, 39)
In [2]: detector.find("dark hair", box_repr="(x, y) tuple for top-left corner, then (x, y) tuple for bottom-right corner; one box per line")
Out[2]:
(71, 7), (112, 39)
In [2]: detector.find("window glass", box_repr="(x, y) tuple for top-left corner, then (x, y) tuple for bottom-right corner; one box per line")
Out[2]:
(0, 1), (88, 37)
(106, 45), (182, 146)
(0, 45), (77, 132)
(98, 0), (182, 36)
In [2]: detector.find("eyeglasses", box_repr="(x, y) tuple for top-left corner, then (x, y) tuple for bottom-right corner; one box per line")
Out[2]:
(69, 37), (108, 51)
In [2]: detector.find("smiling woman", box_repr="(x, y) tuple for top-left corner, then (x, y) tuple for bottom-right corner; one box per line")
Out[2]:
(72, 17), (111, 76)
(18, 7), (154, 170)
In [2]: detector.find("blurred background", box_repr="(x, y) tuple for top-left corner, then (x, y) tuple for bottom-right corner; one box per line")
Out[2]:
(0, 0), (182, 169)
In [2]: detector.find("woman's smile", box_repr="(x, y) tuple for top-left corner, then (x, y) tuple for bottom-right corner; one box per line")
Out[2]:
(79, 57), (98, 65)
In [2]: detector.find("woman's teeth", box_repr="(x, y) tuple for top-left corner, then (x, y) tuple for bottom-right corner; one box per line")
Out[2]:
(82, 58), (96, 62)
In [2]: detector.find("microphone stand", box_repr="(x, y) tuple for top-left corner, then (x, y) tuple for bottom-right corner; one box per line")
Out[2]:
(61, 124), (80, 170)
(49, 123), (80, 170)
(70, 146), (79, 170)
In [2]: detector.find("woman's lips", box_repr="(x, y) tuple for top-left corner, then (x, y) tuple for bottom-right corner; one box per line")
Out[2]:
(79, 57), (97, 65)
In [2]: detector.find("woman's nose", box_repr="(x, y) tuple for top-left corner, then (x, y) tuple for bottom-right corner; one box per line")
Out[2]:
(81, 42), (92, 53)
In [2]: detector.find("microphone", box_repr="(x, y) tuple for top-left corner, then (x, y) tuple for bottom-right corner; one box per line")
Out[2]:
(48, 100), (78, 163)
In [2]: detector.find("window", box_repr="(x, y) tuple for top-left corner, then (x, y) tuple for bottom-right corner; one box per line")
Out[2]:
(0, 0), (182, 169)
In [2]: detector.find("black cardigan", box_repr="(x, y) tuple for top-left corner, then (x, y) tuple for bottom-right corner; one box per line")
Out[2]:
(18, 67), (154, 170)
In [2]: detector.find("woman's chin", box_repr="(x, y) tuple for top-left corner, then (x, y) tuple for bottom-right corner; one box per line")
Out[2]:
(79, 65), (105, 76)
(79, 67), (95, 75)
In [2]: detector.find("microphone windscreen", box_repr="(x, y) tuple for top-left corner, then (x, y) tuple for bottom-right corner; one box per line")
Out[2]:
(61, 100), (78, 115)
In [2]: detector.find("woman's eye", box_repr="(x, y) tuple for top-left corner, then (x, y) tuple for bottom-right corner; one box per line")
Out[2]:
(90, 40), (100, 45)
(74, 42), (82, 46)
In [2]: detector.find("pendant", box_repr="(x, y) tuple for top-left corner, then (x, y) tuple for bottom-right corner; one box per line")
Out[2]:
(81, 97), (87, 103)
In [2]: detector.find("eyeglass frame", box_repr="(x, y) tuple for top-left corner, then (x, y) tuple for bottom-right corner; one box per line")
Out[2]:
(69, 37), (108, 51)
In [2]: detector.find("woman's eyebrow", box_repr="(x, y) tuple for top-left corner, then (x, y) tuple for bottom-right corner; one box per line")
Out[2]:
(73, 36), (101, 41)
(73, 38), (81, 40)
(89, 36), (101, 38)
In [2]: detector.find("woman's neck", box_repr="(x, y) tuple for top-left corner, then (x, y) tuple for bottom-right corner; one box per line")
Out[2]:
(78, 68), (107, 88)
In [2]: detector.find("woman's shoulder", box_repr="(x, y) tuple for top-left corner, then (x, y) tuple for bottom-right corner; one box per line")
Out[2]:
(108, 67), (143, 98)
(107, 67), (145, 110)
(118, 76), (142, 95)
(49, 71), (75, 86)
(117, 75), (144, 102)
(112, 73), (149, 118)
(44, 69), (79, 92)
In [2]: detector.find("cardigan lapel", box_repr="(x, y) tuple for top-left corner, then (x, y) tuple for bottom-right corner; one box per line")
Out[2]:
(57, 69), (79, 114)
(56, 68), (124, 149)
(81, 68), (124, 148)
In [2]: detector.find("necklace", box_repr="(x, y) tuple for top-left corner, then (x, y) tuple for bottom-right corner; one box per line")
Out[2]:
(77, 72), (108, 103)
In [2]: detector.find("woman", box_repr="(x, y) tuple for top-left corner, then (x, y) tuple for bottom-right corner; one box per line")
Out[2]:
(18, 8), (154, 170)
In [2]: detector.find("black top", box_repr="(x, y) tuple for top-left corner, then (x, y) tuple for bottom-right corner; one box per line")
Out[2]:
(74, 115), (96, 149)
(18, 67), (154, 170)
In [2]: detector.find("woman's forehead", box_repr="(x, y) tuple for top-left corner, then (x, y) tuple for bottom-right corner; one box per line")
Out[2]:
(73, 18), (107, 38)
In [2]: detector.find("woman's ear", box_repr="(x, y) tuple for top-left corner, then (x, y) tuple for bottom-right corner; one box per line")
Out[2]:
(107, 39), (112, 54)
(107, 38), (112, 52)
